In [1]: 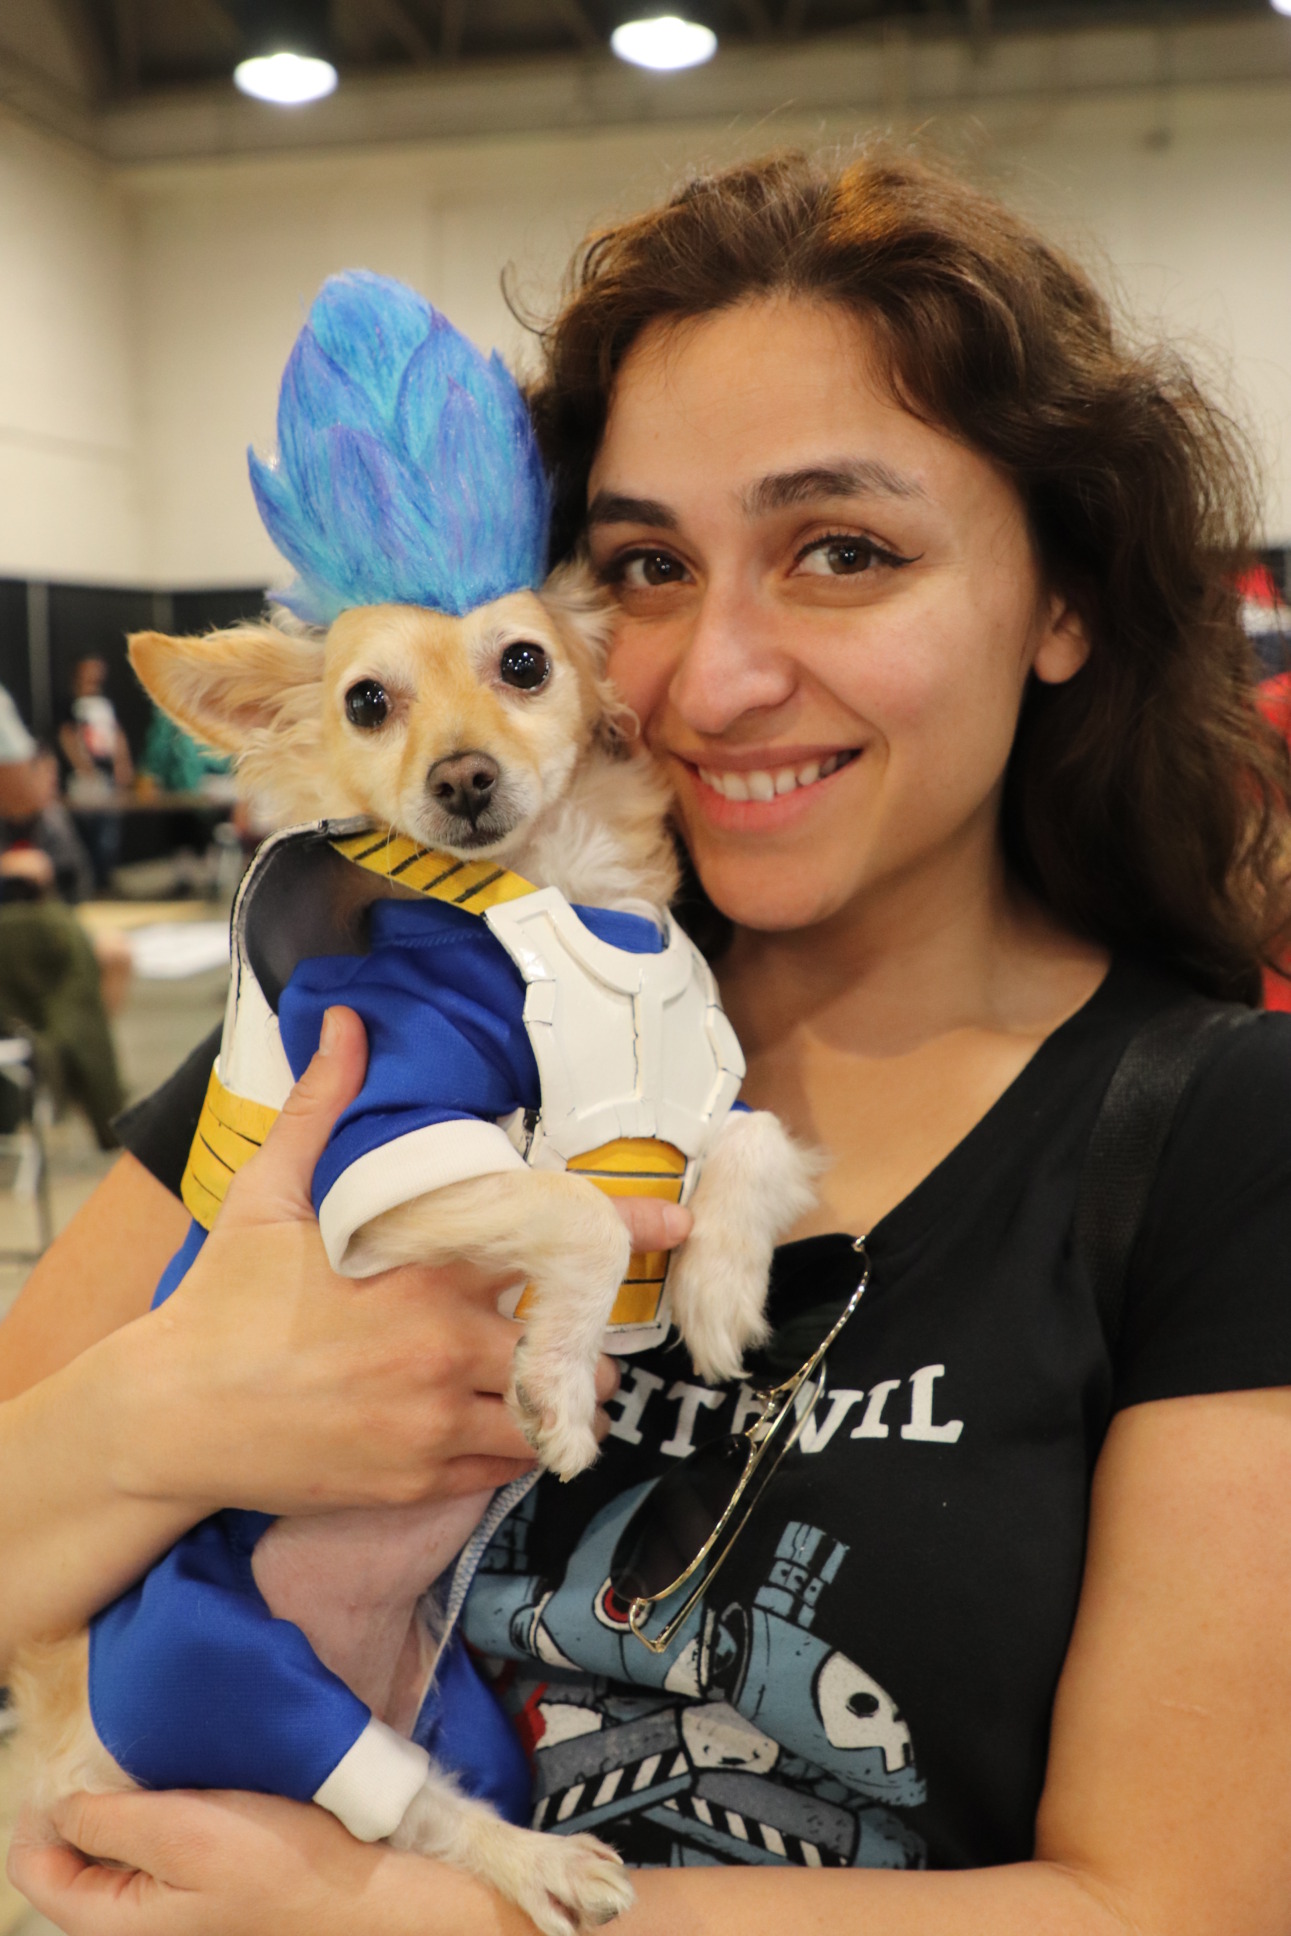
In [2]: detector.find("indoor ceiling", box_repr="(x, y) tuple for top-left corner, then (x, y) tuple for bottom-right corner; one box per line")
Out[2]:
(35, 0), (1281, 100)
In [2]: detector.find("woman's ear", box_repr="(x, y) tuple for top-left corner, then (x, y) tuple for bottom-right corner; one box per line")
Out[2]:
(1031, 595), (1091, 687)
(128, 624), (325, 755)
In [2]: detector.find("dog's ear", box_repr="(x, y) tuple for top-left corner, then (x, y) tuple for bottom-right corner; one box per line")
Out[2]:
(540, 560), (634, 752)
(128, 624), (324, 755)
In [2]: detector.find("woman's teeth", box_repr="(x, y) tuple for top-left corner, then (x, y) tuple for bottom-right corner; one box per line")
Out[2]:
(696, 750), (855, 802)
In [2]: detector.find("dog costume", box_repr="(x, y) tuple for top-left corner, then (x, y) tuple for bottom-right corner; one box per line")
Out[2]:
(89, 273), (743, 1842)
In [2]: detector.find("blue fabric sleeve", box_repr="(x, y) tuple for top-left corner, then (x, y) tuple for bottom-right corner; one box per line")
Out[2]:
(89, 1510), (370, 1801)
(278, 899), (540, 1216)
(412, 1632), (531, 1825)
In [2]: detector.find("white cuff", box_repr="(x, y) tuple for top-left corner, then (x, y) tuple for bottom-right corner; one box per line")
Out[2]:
(319, 1119), (528, 1275)
(313, 1717), (430, 1842)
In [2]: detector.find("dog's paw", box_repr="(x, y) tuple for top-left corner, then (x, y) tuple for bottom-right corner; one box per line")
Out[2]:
(681, 1310), (772, 1387)
(668, 1240), (773, 1385)
(514, 1831), (634, 1935)
(507, 1348), (601, 1480)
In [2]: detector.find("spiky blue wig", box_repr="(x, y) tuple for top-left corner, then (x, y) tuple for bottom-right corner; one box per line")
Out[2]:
(248, 271), (550, 625)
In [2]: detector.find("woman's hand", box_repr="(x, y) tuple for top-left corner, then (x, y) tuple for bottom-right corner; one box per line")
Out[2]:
(5, 1789), (498, 1936)
(111, 1006), (689, 1521)
(112, 1006), (532, 1515)
(0, 1006), (689, 1664)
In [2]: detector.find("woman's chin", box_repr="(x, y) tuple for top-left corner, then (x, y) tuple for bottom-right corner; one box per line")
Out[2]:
(694, 853), (860, 936)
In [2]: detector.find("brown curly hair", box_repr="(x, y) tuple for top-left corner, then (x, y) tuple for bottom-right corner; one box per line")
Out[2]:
(528, 144), (1291, 1000)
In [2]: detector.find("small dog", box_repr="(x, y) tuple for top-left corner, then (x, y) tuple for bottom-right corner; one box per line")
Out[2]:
(12, 564), (816, 1934)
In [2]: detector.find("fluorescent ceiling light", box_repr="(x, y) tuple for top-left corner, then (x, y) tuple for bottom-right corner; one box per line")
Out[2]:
(233, 50), (338, 104)
(610, 15), (717, 70)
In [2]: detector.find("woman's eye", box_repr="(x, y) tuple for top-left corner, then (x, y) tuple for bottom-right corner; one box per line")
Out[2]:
(344, 679), (389, 728)
(619, 551), (688, 589)
(796, 537), (883, 577)
(499, 642), (551, 690)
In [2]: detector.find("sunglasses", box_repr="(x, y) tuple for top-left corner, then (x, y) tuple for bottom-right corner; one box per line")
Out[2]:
(608, 1236), (870, 1654)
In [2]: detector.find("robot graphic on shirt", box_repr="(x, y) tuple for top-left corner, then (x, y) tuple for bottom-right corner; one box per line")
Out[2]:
(462, 1484), (929, 1871)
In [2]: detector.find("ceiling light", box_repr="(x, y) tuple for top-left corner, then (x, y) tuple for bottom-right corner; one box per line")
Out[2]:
(610, 15), (717, 71)
(1273, 0), (1291, 15)
(233, 49), (337, 104)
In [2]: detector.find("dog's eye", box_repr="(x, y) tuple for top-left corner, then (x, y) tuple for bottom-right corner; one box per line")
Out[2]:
(345, 680), (389, 729)
(499, 643), (550, 691)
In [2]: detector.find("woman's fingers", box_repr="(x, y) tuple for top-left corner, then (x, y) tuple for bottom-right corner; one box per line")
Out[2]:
(11, 1790), (411, 1936)
(8, 1800), (170, 1936)
(613, 1197), (693, 1254)
(223, 1006), (368, 1225)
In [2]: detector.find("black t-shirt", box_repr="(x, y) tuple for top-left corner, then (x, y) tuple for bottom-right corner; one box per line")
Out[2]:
(116, 958), (1291, 1873)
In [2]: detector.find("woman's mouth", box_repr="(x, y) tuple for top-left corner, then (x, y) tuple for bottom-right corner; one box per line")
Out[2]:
(693, 748), (859, 802)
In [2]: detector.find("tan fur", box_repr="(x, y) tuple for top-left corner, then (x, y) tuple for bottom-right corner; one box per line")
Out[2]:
(8, 1634), (132, 1819)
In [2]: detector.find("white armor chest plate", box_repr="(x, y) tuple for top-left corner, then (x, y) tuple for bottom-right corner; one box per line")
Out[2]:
(483, 887), (744, 1172)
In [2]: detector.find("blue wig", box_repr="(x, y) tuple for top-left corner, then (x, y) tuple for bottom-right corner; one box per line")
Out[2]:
(248, 271), (550, 625)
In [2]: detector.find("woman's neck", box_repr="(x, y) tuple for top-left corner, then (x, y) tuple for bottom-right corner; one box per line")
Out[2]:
(715, 835), (1109, 1237)
(717, 838), (1106, 1064)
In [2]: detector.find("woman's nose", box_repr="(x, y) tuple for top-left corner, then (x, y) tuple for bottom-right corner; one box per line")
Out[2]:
(667, 579), (797, 735)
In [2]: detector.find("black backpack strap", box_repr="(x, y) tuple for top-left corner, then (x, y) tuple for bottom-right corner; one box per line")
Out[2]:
(1074, 998), (1258, 1352)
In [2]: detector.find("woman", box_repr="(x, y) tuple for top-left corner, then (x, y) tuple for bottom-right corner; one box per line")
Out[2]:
(6, 145), (1291, 1933)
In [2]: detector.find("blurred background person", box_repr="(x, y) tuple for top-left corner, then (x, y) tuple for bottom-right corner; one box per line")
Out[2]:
(58, 657), (134, 894)
(0, 682), (127, 1149)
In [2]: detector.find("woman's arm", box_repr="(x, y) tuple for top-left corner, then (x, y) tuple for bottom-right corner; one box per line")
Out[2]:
(14, 1382), (1289, 1936)
(0, 1007), (681, 1671)
(0, 1153), (190, 1399)
(0, 1011), (538, 1667)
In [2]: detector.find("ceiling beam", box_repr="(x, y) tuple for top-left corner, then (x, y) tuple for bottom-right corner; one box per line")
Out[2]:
(368, 0), (437, 62)
(732, 0), (773, 36)
(199, 0), (242, 45)
(968, 0), (992, 58)
(111, 0), (141, 90)
(49, 0), (113, 100)
(549, 0), (600, 50)
(439, 0), (465, 61)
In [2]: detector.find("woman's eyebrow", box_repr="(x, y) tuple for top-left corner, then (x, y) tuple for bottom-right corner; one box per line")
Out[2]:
(742, 459), (926, 514)
(586, 490), (679, 530)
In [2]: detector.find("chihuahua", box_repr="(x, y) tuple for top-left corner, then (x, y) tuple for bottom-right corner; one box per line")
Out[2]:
(12, 563), (816, 1936)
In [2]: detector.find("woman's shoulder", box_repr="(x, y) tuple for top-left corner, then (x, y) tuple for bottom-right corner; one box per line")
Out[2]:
(1112, 977), (1291, 1409)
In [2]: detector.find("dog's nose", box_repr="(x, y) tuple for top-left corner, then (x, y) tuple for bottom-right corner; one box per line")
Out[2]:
(426, 750), (499, 824)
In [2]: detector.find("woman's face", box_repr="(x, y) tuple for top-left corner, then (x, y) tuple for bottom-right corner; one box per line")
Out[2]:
(586, 298), (1087, 937)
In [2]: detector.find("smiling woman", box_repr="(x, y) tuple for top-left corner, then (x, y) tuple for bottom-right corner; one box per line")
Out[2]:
(582, 299), (1089, 952)
(534, 148), (1288, 999)
(6, 144), (1291, 1936)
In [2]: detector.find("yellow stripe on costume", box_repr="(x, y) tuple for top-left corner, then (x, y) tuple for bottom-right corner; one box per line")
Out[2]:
(180, 1066), (280, 1229)
(513, 1136), (686, 1329)
(330, 828), (536, 914)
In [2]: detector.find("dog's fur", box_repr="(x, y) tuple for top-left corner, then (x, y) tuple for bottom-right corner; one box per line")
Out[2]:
(12, 563), (816, 1935)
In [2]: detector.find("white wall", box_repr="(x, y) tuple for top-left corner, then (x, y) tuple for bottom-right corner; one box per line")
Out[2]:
(4, 44), (1291, 590)
(0, 114), (142, 582)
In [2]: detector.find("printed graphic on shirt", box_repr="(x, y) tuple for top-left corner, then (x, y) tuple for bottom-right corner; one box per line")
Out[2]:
(464, 1485), (929, 1871)
(604, 1362), (965, 1460)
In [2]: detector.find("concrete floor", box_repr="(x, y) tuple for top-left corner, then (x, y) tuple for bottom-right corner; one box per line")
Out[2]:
(1, 948), (228, 1936)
